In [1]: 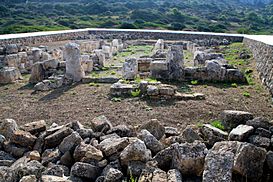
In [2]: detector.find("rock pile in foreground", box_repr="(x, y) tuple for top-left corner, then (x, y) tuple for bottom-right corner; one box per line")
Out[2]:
(0, 110), (272, 182)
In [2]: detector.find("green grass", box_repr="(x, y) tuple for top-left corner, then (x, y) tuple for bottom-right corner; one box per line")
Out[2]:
(231, 83), (238, 88)
(210, 120), (225, 131)
(242, 91), (251, 97)
(131, 89), (141, 97)
(190, 80), (198, 85)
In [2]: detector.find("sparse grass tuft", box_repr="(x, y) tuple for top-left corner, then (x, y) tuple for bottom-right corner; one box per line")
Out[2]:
(131, 89), (141, 97)
(231, 83), (238, 88)
(190, 80), (198, 85)
(243, 91), (250, 97)
(210, 120), (225, 130)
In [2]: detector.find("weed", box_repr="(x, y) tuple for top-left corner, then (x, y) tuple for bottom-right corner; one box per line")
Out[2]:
(179, 84), (192, 93)
(110, 71), (116, 75)
(231, 83), (238, 88)
(243, 91), (250, 97)
(129, 170), (138, 182)
(101, 67), (109, 71)
(196, 122), (203, 128)
(190, 80), (198, 85)
(210, 120), (225, 130)
(131, 89), (141, 97)
(146, 77), (158, 83)
(89, 82), (99, 87)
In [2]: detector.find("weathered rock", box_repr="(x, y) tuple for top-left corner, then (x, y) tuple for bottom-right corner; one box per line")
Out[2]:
(203, 150), (234, 182)
(172, 141), (207, 176)
(81, 55), (93, 73)
(43, 59), (59, 69)
(0, 150), (16, 166)
(120, 139), (152, 166)
(246, 117), (272, 129)
(220, 110), (253, 130)
(44, 127), (73, 148)
(107, 125), (134, 137)
(127, 161), (146, 177)
(140, 119), (165, 140)
(71, 162), (99, 180)
(194, 51), (224, 65)
(182, 126), (202, 143)
(11, 130), (37, 148)
(91, 115), (112, 133)
(99, 137), (129, 157)
(76, 128), (93, 139)
(104, 168), (123, 182)
(102, 159), (122, 176)
(28, 150), (41, 161)
(6, 44), (18, 54)
(122, 58), (138, 80)
(64, 43), (85, 82)
(100, 133), (120, 141)
(228, 124), (254, 141)
(73, 142), (103, 162)
(19, 175), (37, 182)
(110, 82), (135, 96)
(33, 81), (50, 91)
(255, 127), (271, 138)
(42, 164), (69, 177)
(266, 151), (273, 171)
(29, 62), (46, 83)
(154, 39), (164, 52)
(41, 175), (71, 182)
(233, 143), (267, 181)
(0, 119), (18, 139)
(153, 146), (174, 170)
(150, 61), (169, 79)
(147, 85), (159, 96)
(0, 67), (22, 84)
(33, 131), (46, 154)
(167, 169), (182, 182)
(18, 160), (45, 179)
(71, 120), (84, 131)
(167, 45), (184, 80)
(200, 124), (228, 146)
(3, 142), (28, 158)
(41, 148), (61, 166)
(21, 120), (46, 135)
(60, 151), (74, 167)
(248, 135), (271, 148)
(0, 166), (16, 182)
(138, 129), (164, 154)
(59, 132), (82, 154)
(165, 127), (179, 137)
(152, 168), (168, 182)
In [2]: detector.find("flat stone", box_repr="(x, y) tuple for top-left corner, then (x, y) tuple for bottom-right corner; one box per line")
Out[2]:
(0, 67), (22, 84)
(41, 175), (71, 182)
(44, 127), (73, 148)
(172, 141), (207, 176)
(220, 110), (253, 130)
(41, 148), (61, 166)
(255, 127), (271, 138)
(71, 162), (99, 180)
(165, 127), (179, 137)
(228, 125), (254, 141)
(167, 169), (182, 182)
(248, 135), (271, 148)
(19, 175), (37, 182)
(107, 125), (134, 137)
(153, 146), (173, 170)
(152, 168), (168, 182)
(181, 126), (202, 143)
(28, 150), (41, 161)
(98, 137), (129, 157)
(21, 120), (46, 135)
(11, 130), (37, 148)
(104, 168), (123, 182)
(246, 117), (273, 129)
(73, 142), (103, 161)
(91, 115), (112, 133)
(138, 129), (164, 154)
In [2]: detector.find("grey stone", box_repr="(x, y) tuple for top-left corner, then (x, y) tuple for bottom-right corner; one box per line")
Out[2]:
(147, 85), (159, 96)
(59, 132), (82, 154)
(91, 115), (112, 133)
(233, 143), (267, 181)
(0, 67), (22, 84)
(150, 61), (169, 79)
(29, 62), (46, 84)
(220, 110), (253, 130)
(165, 127), (179, 137)
(203, 150), (234, 182)
(3, 142), (28, 158)
(248, 135), (271, 148)
(137, 129), (164, 154)
(0, 166), (16, 182)
(21, 120), (46, 135)
(122, 58), (138, 80)
(255, 127), (271, 138)
(228, 125), (254, 141)
(71, 162), (99, 180)
(6, 44), (18, 54)
(246, 117), (272, 129)
(167, 169), (182, 182)
(73, 142), (103, 162)
(102, 159), (122, 176)
(76, 128), (93, 139)
(152, 168), (167, 182)
(182, 126), (202, 143)
(42, 164), (69, 177)
(18, 160), (45, 179)
(19, 175), (37, 182)
(153, 146), (173, 169)
(100, 133), (120, 141)
(44, 127), (73, 148)
(41, 175), (71, 182)
(127, 161), (146, 177)
(120, 139), (152, 166)
(60, 151), (74, 167)
(104, 168), (123, 182)
(140, 119), (165, 140)
(107, 125), (133, 137)
(0, 119), (18, 139)
(41, 148), (61, 166)
(11, 130), (37, 148)
(172, 141), (207, 176)
(64, 43), (85, 82)
(266, 151), (273, 171)
(167, 45), (184, 80)
(43, 59), (59, 69)
(200, 124), (228, 146)
(99, 137), (129, 157)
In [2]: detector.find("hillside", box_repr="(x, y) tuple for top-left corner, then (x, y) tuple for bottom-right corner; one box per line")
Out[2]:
(1, 0), (273, 34)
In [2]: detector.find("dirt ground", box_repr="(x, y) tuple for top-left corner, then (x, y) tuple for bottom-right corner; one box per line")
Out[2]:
(0, 42), (272, 131)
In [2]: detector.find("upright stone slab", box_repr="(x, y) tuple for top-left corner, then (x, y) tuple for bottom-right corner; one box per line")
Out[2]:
(122, 58), (138, 80)
(167, 45), (184, 80)
(29, 62), (45, 84)
(64, 43), (85, 82)
(154, 39), (164, 53)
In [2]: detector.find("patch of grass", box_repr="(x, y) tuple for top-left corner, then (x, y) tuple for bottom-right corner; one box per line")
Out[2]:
(89, 82), (99, 87)
(231, 83), (238, 88)
(129, 170), (138, 182)
(111, 97), (122, 102)
(210, 120), (225, 131)
(243, 91), (250, 97)
(101, 67), (109, 71)
(110, 71), (116, 75)
(179, 84), (192, 93)
(190, 80), (198, 85)
(131, 89), (141, 97)
(146, 77), (158, 83)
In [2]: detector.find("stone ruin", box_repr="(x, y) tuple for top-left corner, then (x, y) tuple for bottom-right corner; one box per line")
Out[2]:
(0, 110), (273, 181)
